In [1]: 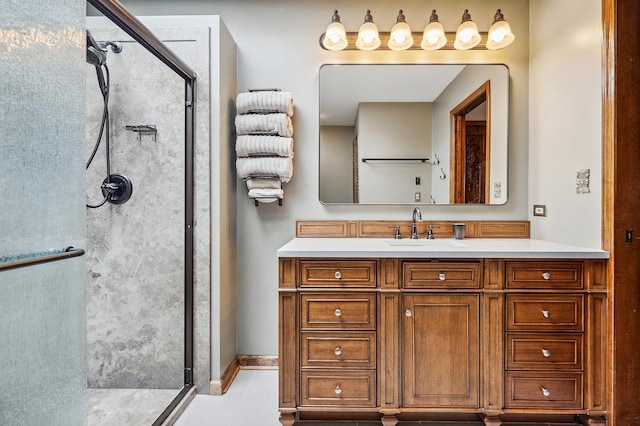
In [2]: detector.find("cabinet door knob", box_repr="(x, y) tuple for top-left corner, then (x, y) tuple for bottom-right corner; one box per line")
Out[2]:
(541, 387), (551, 397)
(334, 347), (342, 356)
(542, 310), (550, 318)
(334, 308), (342, 317)
(334, 271), (342, 279)
(541, 348), (551, 358)
(405, 309), (412, 317)
(334, 385), (342, 395)
(542, 272), (551, 280)
(439, 273), (446, 281)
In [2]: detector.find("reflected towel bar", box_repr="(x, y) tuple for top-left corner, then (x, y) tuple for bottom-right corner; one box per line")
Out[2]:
(361, 158), (429, 163)
(0, 247), (85, 272)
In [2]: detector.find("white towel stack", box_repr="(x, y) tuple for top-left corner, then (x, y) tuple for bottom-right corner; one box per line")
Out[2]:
(235, 90), (294, 205)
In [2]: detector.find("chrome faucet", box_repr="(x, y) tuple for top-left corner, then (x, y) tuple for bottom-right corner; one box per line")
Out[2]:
(411, 207), (422, 239)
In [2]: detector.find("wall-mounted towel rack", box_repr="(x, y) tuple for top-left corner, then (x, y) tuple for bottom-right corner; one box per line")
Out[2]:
(0, 246), (85, 272)
(361, 157), (429, 163)
(125, 124), (157, 141)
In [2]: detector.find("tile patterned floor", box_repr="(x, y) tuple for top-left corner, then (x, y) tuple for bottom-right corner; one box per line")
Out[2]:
(174, 370), (583, 426)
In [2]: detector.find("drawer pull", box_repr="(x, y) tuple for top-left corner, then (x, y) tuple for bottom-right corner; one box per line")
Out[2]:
(334, 385), (342, 395)
(542, 310), (550, 318)
(542, 272), (551, 280)
(334, 347), (342, 356)
(334, 271), (342, 279)
(405, 309), (412, 317)
(334, 308), (342, 317)
(541, 386), (551, 397)
(439, 273), (446, 281)
(541, 348), (551, 358)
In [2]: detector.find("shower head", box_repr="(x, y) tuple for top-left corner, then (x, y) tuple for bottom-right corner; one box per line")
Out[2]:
(86, 30), (106, 66)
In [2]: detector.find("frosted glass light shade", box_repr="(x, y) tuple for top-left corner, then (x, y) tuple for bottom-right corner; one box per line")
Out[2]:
(356, 10), (380, 50)
(421, 10), (447, 50)
(486, 9), (515, 50)
(322, 10), (348, 51)
(388, 10), (413, 51)
(454, 10), (480, 50)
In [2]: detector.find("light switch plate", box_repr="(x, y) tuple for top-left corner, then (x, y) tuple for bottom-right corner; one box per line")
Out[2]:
(533, 204), (547, 217)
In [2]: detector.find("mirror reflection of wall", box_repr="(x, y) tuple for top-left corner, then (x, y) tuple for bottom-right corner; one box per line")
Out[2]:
(319, 64), (509, 205)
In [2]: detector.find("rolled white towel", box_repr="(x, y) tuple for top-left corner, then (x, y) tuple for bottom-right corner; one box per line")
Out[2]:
(236, 135), (294, 158)
(248, 188), (284, 201)
(245, 178), (282, 190)
(237, 91), (293, 117)
(236, 157), (293, 183)
(235, 113), (293, 137)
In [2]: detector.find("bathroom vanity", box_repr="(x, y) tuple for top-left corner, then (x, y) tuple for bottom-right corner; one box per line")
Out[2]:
(277, 230), (609, 425)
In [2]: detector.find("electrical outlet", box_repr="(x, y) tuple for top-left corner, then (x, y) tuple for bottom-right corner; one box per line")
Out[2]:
(414, 192), (421, 202)
(533, 204), (547, 217)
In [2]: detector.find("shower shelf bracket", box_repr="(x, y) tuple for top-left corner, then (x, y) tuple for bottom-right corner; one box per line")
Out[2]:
(126, 125), (157, 141)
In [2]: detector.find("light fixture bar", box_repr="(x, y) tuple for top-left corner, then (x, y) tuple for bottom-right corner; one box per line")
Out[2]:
(320, 31), (490, 51)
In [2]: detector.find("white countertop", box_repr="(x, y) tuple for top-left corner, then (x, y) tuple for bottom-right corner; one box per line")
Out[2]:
(277, 238), (610, 259)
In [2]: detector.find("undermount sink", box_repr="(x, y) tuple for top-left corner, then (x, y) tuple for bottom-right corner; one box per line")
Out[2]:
(384, 239), (469, 248)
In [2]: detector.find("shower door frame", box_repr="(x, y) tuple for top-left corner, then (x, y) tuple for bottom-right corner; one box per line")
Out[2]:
(86, 1), (196, 424)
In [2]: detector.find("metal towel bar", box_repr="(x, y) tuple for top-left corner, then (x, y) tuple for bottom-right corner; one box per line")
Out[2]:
(0, 247), (85, 272)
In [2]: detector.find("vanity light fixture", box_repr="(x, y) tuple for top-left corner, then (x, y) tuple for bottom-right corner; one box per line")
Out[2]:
(421, 10), (447, 51)
(486, 9), (515, 50)
(321, 10), (348, 51)
(356, 10), (381, 50)
(454, 9), (481, 50)
(388, 10), (414, 51)
(319, 8), (515, 51)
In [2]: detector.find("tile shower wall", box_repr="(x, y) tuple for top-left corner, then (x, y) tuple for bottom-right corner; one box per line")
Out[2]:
(85, 26), (192, 389)
(0, 1), (87, 425)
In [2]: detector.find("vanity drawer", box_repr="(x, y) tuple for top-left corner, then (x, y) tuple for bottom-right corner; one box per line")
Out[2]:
(301, 370), (376, 407)
(506, 294), (584, 332)
(505, 371), (583, 409)
(300, 260), (377, 288)
(402, 261), (482, 289)
(506, 261), (583, 289)
(506, 333), (583, 370)
(301, 293), (376, 330)
(301, 331), (376, 368)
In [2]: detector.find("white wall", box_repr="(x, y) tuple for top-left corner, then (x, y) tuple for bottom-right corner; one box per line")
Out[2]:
(358, 102), (432, 204)
(528, 0), (602, 247)
(107, 0), (604, 360)
(319, 126), (354, 203)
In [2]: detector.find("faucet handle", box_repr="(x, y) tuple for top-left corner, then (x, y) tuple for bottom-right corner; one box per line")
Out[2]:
(427, 225), (440, 239)
(388, 225), (402, 239)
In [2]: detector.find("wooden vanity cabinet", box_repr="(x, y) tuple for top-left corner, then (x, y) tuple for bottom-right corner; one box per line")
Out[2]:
(278, 257), (608, 426)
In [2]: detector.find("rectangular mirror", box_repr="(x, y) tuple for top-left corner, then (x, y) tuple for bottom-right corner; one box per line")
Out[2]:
(319, 64), (509, 205)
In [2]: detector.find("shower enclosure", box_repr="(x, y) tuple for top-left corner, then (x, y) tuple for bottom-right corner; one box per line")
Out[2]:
(85, 2), (196, 424)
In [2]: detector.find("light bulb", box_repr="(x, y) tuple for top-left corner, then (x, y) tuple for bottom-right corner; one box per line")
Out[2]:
(454, 9), (480, 50)
(421, 10), (446, 51)
(321, 10), (347, 51)
(388, 10), (414, 51)
(487, 9), (515, 50)
(356, 10), (380, 50)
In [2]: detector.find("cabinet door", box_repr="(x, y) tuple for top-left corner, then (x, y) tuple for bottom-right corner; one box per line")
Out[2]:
(402, 294), (480, 407)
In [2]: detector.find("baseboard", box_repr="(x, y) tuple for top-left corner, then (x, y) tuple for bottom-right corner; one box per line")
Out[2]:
(209, 355), (278, 395)
(209, 357), (240, 395)
(238, 354), (278, 369)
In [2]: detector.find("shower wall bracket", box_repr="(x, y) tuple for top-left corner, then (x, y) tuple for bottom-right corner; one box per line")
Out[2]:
(126, 124), (157, 141)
